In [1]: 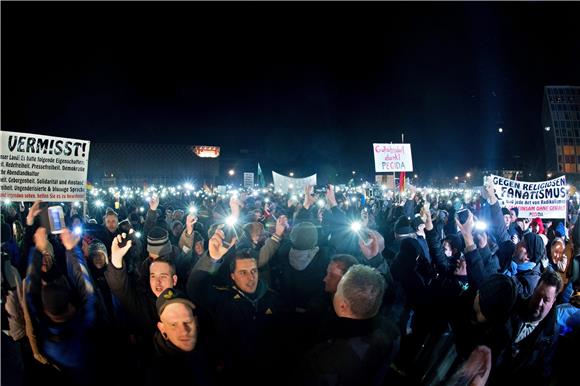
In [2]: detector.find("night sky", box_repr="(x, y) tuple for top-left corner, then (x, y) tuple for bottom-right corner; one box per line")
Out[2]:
(2, 2), (580, 181)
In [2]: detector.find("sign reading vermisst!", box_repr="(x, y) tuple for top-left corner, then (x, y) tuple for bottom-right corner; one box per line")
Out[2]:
(0, 131), (90, 202)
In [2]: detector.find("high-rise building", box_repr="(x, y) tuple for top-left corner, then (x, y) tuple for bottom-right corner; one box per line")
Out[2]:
(542, 85), (580, 175)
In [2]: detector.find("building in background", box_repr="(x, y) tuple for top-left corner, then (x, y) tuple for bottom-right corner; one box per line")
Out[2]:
(543, 85), (580, 176)
(89, 143), (219, 186)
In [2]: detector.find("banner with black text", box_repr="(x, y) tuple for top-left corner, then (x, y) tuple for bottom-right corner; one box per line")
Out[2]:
(0, 131), (90, 202)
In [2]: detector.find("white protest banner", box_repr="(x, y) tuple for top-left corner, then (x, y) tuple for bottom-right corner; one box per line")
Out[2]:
(0, 131), (90, 202)
(272, 171), (317, 194)
(373, 143), (413, 173)
(489, 174), (567, 219)
(243, 172), (255, 188)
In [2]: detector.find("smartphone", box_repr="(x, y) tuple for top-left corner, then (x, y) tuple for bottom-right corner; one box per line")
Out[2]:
(47, 205), (66, 234)
(456, 209), (470, 225)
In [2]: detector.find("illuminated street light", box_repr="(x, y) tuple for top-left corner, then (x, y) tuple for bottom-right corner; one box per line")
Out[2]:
(466, 172), (471, 178)
(454, 176), (459, 181)
(544, 126), (551, 132)
(414, 174), (418, 179)
(228, 169), (235, 176)
(498, 128), (503, 133)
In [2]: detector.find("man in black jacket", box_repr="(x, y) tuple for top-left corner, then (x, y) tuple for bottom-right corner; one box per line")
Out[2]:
(302, 264), (400, 386)
(186, 228), (286, 383)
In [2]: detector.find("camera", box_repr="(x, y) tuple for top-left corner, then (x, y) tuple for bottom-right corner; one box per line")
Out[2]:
(117, 219), (135, 248)
(312, 185), (328, 194)
(456, 209), (470, 225)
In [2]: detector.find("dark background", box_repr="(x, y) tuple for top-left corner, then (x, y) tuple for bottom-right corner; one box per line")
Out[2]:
(2, 2), (580, 182)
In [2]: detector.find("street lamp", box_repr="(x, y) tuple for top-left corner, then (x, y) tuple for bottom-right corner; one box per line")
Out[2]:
(466, 172), (471, 178)
(352, 171), (356, 176)
(544, 126), (551, 132)
(228, 169), (235, 176)
(498, 128), (503, 133)
(289, 172), (294, 177)
(454, 176), (459, 181)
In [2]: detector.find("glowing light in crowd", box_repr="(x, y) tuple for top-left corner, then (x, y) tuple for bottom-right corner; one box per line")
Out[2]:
(545, 126), (550, 132)
(475, 221), (488, 231)
(188, 206), (197, 214)
(291, 195), (298, 201)
(139, 207), (145, 213)
(466, 172), (471, 178)
(184, 183), (194, 191)
(351, 197), (357, 203)
(225, 216), (237, 227)
(95, 200), (104, 208)
(73, 226), (82, 235)
(228, 169), (235, 176)
(3, 199), (11, 205)
(350, 222), (362, 232)
(498, 128), (503, 133)
(74, 201), (81, 207)
(289, 172), (294, 177)
(135, 231), (142, 238)
(289, 184), (294, 189)
(317, 199), (325, 208)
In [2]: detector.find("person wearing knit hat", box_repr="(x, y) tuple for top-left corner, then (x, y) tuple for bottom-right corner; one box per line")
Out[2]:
(88, 239), (108, 269)
(289, 222), (320, 270)
(147, 226), (173, 257)
(475, 274), (518, 324)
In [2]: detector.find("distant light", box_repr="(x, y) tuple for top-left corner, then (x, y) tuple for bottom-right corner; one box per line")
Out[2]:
(351, 197), (357, 203)
(288, 184), (294, 189)
(545, 126), (551, 132)
(264, 197), (270, 203)
(352, 171), (356, 175)
(139, 207), (145, 213)
(498, 128), (503, 133)
(135, 231), (142, 238)
(454, 176), (459, 180)
(228, 169), (235, 176)
(95, 200), (104, 208)
(350, 222), (362, 232)
(547, 173), (553, 178)
(289, 172), (294, 177)
(475, 221), (488, 231)
(414, 174), (418, 179)
(466, 172), (471, 178)
(73, 201), (81, 208)
(184, 183), (194, 191)
(291, 195), (298, 201)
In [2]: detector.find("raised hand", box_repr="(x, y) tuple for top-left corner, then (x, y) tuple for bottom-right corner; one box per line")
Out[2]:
(185, 214), (197, 235)
(303, 185), (316, 209)
(33, 227), (49, 253)
(326, 185), (337, 208)
(208, 227), (236, 260)
(60, 228), (80, 251)
(111, 232), (133, 268)
(149, 194), (160, 211)
(275, 215), (288, 237)
(26, 200), (43, 226)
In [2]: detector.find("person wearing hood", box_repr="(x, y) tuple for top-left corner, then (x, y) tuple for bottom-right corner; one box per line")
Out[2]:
(145, 288), (213, 385)
(506, 233), (544, 298)
(186, 233), (286, 383)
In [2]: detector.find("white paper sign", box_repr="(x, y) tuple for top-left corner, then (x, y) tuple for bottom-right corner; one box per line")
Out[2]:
(0, 131), (90, 202)
(373, 143), (413, 173)
(489, 174), (567, 219)
(272, 171), (317, 194)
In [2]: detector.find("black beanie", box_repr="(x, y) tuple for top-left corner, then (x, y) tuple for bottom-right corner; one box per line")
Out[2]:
(501, 207), (510, 216)
(41, 278), (72, 317)
(394, 215), (414, 236)
(478, 274), (517, 324)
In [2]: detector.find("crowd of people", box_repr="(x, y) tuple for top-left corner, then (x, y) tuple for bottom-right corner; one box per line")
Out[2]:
(1, 179), (579, 386)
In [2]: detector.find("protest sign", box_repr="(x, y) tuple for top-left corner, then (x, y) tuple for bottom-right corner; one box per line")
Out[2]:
(272, 171), (317, 194)
(243, 172), (255, 188)
(489, 174), (567, 219)
(373, 143), (413, 173)
(0, 131), (90, 202)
